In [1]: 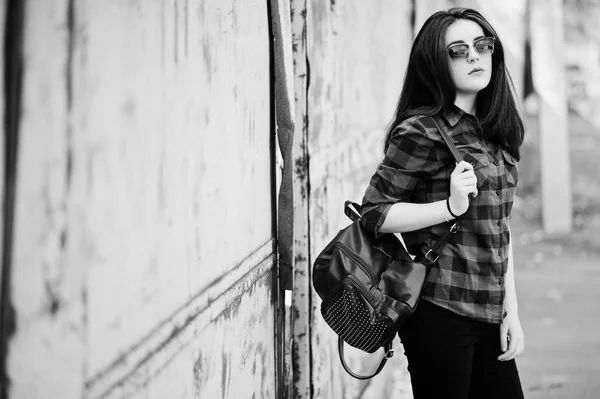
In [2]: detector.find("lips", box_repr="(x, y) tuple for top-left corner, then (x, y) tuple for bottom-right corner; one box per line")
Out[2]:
(469, 67), (484, 75)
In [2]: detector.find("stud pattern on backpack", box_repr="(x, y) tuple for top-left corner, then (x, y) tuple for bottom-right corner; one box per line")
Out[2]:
(322, 286), (391, 353)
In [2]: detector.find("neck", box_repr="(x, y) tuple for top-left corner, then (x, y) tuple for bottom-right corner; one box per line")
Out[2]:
(454, 93), (478, 115)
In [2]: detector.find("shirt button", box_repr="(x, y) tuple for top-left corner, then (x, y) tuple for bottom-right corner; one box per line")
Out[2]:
(498, 249), (502, 256)
(470, 162), (475, 167)
(498, 277), (504, 284)
(378, 165), (382, 170)
(496, 189), (501, 196)
(494, 160), (500, 166)
(497, 220), (502, 226)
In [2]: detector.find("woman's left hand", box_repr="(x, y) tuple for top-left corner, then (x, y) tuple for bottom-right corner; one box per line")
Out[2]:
(497, 312), (525, 361)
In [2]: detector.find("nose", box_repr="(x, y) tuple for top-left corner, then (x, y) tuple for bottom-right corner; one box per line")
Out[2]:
(467, 45), (480, 63)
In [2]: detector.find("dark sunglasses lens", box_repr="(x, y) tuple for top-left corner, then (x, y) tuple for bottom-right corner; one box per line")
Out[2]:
(475, 39), (495, 53)
(449, 45), (469, 57)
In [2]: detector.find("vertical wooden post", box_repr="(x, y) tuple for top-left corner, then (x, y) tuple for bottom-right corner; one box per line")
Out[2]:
(271, 0), (295, 293)
(530, 0), (572, 233)
(290, 0), (312, 398)
(270, 0), (296, 396)
(0, 0), (8, 318)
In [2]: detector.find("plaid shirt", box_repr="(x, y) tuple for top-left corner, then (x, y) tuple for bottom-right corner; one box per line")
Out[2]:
(361, 107), (518, 324)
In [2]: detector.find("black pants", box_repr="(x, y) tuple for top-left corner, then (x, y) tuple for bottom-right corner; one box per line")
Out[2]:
(399, 300), (524, 399)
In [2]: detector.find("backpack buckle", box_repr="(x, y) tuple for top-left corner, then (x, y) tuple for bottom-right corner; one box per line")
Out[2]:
(424, 249), (439, 263)
(385, 348), (395, 359)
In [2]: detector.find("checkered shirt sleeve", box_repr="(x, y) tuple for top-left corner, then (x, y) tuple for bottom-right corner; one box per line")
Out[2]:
(361, 116), (442, 236)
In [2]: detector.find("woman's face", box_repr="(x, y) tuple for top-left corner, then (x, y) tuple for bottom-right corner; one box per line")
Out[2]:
(445, 19), (493, 97)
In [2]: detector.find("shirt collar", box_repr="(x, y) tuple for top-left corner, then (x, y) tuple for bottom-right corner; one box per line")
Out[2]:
(442, 105), (465, 127)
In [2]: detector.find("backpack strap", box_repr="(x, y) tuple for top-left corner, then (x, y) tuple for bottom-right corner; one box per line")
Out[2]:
(338, 337), (394, 380)
(345, 116), (469, 264)
(430, 116), (463, 163)
(420, 116), (469, 265)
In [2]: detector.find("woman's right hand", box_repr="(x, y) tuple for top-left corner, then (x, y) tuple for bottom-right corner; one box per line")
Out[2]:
(448, 161), (478, 216)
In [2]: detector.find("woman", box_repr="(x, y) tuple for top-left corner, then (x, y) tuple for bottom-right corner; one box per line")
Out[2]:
(361, 8), (525, 399)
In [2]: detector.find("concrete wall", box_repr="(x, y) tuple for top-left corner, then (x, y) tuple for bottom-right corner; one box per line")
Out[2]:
(6, 1), (276, 398)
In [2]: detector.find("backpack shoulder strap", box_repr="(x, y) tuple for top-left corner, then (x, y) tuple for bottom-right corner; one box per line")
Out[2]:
(428, 116), (463, 163)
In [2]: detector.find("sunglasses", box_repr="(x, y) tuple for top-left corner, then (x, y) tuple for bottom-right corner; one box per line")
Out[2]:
(447, 37), (496, 58)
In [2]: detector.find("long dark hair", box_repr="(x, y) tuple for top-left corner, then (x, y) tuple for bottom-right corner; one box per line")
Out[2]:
(385, 7), (525, 160)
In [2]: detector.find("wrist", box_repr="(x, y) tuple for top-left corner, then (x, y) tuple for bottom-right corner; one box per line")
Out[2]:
(441, 199), (453, 223)
(446, 197), (460, 219)
(503, 295), (519, 313)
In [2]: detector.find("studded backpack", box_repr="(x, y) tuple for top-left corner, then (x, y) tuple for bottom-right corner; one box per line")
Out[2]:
(312, 116), (465, 379)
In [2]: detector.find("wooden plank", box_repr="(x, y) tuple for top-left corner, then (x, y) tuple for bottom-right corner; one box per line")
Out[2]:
(87, 250), (276, 399)
(272, 0), (295, 291)
(8, 0), (277, 398)
(85, 241), (274, 398)
(270, 1), (296, 396)
(289, 0), (312, 397)
(0, 0), (7, 305)
(70, 0), (272, 379)
(7, 1), (85, 397)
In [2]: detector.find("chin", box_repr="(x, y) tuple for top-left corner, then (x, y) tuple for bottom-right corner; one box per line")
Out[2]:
(457, 81), (491, 95)
(456, 87), (487, 96)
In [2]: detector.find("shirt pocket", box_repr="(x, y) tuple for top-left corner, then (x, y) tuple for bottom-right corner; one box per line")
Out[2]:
(462, 152), (490, 184)
(501, 149), (519, 187)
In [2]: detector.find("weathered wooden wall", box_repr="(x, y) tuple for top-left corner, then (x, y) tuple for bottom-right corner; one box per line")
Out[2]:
(6, 1), (277, 398)
(305, 1), (414, 397)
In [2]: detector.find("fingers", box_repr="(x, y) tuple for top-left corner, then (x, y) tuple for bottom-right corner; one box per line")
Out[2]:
(498, 332), (525, 362)
(452, 160), (473, 175)
(457, 178), (478, 198)
(458, 175), (477, 184)
(451, 167), (478, 198)
(452, 162), (477, 185)
(449, 161), (479, 214)
(499, 323), (509, 352)
(498, 336), (524, 361)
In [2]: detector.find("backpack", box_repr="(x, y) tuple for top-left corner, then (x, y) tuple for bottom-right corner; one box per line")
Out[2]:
(312, 116), (464, 379)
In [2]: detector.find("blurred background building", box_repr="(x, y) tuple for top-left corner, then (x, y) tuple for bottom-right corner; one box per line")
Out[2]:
(0, 0), (598, 398)
(564, 0), (600, 126)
